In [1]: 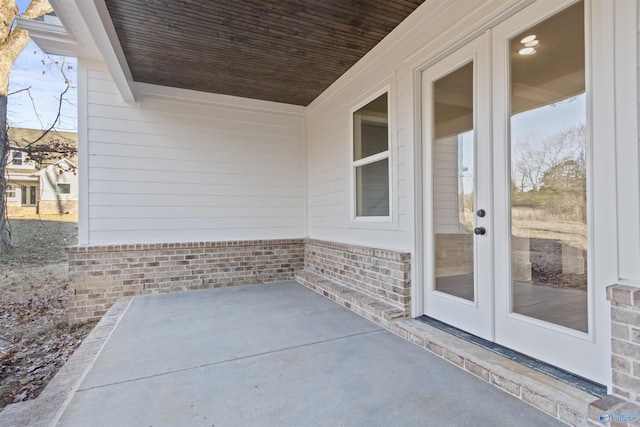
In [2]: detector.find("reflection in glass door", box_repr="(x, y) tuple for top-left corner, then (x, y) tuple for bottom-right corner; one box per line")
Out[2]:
(433, 62), (476, 302)
(508, 2), (587, 332)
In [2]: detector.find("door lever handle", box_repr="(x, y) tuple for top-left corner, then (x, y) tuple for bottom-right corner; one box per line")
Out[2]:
(474, 227), (486, 235)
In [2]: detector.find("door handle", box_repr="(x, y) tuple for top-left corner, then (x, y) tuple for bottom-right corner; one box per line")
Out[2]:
(474, 227), (486, 235)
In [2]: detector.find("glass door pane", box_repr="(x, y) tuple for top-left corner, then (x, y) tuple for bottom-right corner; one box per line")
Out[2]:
(509, 1), (588, 332)
(433, 62), (475, 302)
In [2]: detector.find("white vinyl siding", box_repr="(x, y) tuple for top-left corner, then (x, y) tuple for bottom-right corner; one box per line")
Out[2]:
(81, 61), (305, 245)
(306, 0), (531, 251)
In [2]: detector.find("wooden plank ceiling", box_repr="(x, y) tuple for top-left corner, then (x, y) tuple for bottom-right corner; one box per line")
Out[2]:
(104, 0), (425, 105)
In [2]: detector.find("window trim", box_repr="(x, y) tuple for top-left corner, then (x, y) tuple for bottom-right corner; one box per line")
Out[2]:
(349, 83), (397, 228)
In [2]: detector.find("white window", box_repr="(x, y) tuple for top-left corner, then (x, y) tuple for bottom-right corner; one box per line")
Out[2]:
(8, 151), (34, 168)
(11, 151), (23, 166)
(6, 185), (16, 200)
(351, 91), (391, 220)
(21, 185), (37, 206)
(57, 183), (71, 194)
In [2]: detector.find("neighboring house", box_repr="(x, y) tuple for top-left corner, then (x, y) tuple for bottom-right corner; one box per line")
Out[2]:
(35, 158), (79, 215)
(4, 128), (78, 216)
(22, 0), (640, 423)
(5, 148), (39, 216)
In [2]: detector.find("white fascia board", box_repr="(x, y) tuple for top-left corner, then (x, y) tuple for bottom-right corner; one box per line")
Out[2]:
(15, 16), (79, 57)
(73, 0), (137, 102)
(15, 16), (75, 43)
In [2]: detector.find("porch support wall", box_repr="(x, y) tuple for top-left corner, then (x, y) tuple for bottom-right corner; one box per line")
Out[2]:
(66, 239), (304, 322)
(586, 285), (640, 426)
(301, 238), (411, 311)
(295, 239), (411, 328)
(606, 285), (640, 401)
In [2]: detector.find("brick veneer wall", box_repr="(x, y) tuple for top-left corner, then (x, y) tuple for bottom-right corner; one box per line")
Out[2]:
(587, 285), (640, 426)
(66, 239), (304, 322)
(607, 285), (640, 402)
(303, 238), (411, 312)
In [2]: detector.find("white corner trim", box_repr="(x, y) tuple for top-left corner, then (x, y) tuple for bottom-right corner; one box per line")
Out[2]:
(613, 0), (640, 282)
(77, 59), (89, 245)
(74, 0), (136, 103)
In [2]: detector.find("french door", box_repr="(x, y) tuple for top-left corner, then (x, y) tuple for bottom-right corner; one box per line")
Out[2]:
(422, 0), (607, 384)
(422, 34), (493, 340)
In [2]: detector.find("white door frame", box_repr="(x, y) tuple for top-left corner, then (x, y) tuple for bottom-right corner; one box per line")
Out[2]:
(414, 0), (616, 386)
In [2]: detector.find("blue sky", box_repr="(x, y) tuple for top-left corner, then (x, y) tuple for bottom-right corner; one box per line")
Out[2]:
(8, 0), (77, 132)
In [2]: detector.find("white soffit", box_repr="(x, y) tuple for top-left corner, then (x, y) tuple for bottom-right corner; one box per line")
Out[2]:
(14, 16), (79, 58)
(19, 0), (137, 102)
(16, 0), (99, 61)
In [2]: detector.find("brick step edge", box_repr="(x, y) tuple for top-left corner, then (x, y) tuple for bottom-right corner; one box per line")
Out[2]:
(390, 319), (598, 426)
(294, 269), (407, 327)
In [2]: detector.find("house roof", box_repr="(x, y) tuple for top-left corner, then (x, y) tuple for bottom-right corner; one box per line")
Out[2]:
(34, 158), (78, 176)
(31, 0), (425, 106)
(7, 128), (78, 166)
(34, 158), (78, 177)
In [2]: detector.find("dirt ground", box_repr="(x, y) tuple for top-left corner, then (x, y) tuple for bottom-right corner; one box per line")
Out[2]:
(0, 213), (96, 410)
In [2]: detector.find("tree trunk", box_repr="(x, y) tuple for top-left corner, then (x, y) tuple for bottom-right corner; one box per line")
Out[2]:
(0, 93), (10, 254)
(0, 0), (54, 254)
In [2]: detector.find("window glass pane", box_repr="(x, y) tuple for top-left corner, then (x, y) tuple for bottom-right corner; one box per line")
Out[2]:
(57, 184), (71, 194)
(354, 93), (388, 161)
(29, 186), (37, 205)
(509, 2), (587, 332)
(356, 159), (389, 217)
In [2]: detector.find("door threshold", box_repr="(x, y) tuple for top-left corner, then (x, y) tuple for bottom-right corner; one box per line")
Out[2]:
(418, 315), (606, 397)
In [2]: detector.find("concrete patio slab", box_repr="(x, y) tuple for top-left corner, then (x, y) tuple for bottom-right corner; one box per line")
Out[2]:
(55, 281), (564, 426)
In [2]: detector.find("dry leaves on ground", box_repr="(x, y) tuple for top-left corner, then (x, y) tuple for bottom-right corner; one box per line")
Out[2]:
(0, 216), (96, 410)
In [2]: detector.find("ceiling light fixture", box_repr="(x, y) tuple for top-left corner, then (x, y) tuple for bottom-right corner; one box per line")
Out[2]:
(518, 35), (538, 55)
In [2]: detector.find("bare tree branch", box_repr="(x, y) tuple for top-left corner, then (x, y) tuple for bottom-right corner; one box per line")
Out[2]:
(8, 86), (32, 96)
